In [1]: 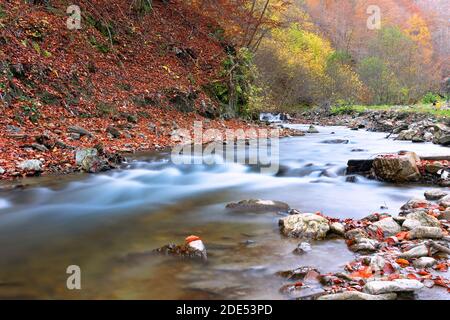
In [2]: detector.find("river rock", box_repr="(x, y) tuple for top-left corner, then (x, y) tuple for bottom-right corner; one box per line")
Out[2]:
(424, 190), (448, 201)
(106, 126), (121, 139)
(364, 279), (424, 295)
(318, 291), (397, 301)
(403, 211), (441, 230)
(321, 139), (349, 144)
(395, 129), (417, 141)
(279, 213), (330, 240)
(439, 208), (450, 221)
(307, 125), (319, 133)
(330, 222), (345, 236)
(350, 238), (379, 252)
(293, 242), (312, 255)
(6, 124), (22, 133)
(276, 266), (320, 280)
(372, 152), (421, 183)
(153, 243), (206, 261)
(424, 162), (445, 174)
(400, 199), (431, 213)
(438, 195), (450, 208)
(368, 217), (401, 237)
(413, 257), (436, 269)
(31, 143), (49, 152)
(0, 167), (4, 175)
(226, 199), (290, 213)
(408, 226), (443, 239)
(346, 159), (374, 175)
(412, 135), (425, 143)
(368, 255), (386, 274)
(68, 125), (93, 137)
(18, 159), (42, 172)
(438, 135), (450, 146)
(399, 244), (429, 259)
(75, 148), (107, 173)
(345, 228), (369, 241)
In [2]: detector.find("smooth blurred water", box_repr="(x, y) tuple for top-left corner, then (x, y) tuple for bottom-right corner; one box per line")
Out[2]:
(0, 125), (449, 299)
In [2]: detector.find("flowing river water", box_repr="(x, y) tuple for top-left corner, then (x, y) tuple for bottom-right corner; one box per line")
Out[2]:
(0, 124), (449, 300)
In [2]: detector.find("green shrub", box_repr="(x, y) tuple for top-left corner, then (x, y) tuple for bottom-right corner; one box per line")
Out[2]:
(330, 105), (357, 115)
(422, 92), (439, 104)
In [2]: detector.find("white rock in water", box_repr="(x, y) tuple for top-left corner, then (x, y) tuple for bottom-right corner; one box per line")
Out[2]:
(297, 242), (312, 252)
(18, 159), (42, 172)
(368, 217), (401, 237)
(413, 257), (436, 269)
(424, 190), (448, 201)
(279, 213), (330, 240)
(226, 199), (290, 212)
(307, 125), (319, 133)
(318, 291), (397, 301)
(0, 167), (4, 175)
(364, 279), (424, 295)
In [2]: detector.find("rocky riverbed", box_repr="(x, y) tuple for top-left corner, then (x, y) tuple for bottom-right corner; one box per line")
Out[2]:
(1, 124), (450, 300)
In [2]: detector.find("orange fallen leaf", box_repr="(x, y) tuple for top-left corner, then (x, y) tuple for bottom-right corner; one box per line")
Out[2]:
(435, 263), (449, 272)
(396, 231), (410, 241)
(396, 258), (410, 267)
(349, 266), (373, 279)
(417, 270), (430, 276)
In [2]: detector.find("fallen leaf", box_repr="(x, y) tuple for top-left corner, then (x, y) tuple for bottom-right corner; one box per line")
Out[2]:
(396, 258), (410, 267)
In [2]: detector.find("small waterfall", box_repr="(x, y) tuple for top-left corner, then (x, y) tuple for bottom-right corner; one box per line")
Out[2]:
(259, 112), (289, 123)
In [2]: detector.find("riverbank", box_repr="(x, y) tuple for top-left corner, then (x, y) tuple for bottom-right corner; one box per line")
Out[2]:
(1, 1), (303, 180)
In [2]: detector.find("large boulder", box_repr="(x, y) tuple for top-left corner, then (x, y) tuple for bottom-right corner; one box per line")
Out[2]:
(372, 152), (421, 183)
(279, 213), (330, 240)
(364, 279), (424, 295)
(226, 199), (290, 213)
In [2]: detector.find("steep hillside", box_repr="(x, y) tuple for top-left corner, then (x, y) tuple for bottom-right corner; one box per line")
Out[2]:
(0, 0), (256, 179)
